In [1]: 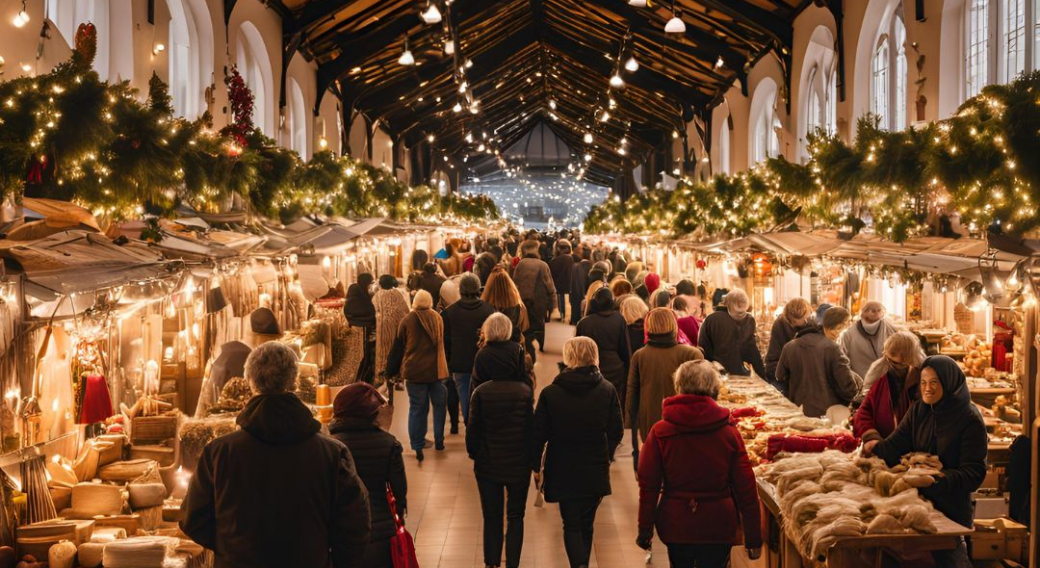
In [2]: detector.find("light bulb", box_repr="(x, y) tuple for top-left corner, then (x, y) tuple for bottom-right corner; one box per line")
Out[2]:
(584, 153), (592, 162)
(665, 14), (686, 33)
(318, 136), (328, 149)
(458, 81), (467, 93)
(549, 99), (557, 110)
(609, 74), (624, 88)
(444, 39), (455, 55)
(153, 43), (166, 55)
(583, 133), (593, 144)
(628, 0), (647, 6)
(12, 9), (28, 28)
(715, 56), (725, 69)
(427, 133), (436, 143)
(453, 102), (463, 113)
(398, 49), (415, 66)
(600, 111), (610, 122)
(624, 56), (639, 72)
(420, 3), (442, 24)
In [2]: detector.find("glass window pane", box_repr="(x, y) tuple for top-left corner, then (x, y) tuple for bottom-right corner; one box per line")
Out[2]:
(872, 41), (890, 128)
(894, 18), (907, 129)
(967, 0), (990, 98)
(1003, 0), (1026, 81)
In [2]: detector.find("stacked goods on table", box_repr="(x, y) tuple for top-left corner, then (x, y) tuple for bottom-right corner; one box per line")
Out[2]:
(717, 376), (849, 465)
(756, 450), (947, 562)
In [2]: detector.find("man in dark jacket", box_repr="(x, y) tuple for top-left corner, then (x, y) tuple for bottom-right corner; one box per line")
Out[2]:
(775, 319), (862, 418)
(697, 289), (766, 377)
(418, 262), (447, 307)
(467, 313), (534, 568)
(569, 246), (592, 325)
(330, 383), (407, 568)
(442, 273), (495, 431)
(511, 240), (557, 359)
(182, 342), (371, 568)
(532, 337), (623, 568)
(550, 240), (575, 322)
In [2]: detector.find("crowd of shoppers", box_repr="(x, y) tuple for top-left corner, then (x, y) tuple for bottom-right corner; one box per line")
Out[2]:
(184, 228), (986, 568)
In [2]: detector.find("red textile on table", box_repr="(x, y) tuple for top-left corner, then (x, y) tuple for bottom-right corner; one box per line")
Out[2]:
(730, 407), (765, 419)
(765, 432), (859, 461)
(78, 373), (113, 424)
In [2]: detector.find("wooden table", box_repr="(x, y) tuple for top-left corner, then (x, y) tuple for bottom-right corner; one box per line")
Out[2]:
(757, 480), (974, 568)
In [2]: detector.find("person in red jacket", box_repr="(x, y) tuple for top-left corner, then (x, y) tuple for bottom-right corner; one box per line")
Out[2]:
(852, 331), (924, 443)
(636, 359), (762, 568)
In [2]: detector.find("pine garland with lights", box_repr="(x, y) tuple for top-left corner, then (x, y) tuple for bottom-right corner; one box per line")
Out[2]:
(586, 71), (1040, 243)
(0, 27), (498, 226)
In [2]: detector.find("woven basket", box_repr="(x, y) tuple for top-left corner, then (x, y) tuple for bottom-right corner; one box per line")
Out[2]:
(132, 415), (179, 444)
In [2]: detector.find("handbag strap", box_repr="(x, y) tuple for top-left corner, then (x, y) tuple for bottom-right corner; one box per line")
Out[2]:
(385, 481), (406, 531)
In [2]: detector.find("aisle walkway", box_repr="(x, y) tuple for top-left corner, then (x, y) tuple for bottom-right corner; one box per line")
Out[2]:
(386, 321), (674, 568)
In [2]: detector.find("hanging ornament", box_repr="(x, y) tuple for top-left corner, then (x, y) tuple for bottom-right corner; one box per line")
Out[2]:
(72, 22), (97, 69)
(696, 258), (707, 270)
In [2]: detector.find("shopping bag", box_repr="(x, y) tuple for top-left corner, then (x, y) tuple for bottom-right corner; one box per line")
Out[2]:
(386, 482), (420, 568)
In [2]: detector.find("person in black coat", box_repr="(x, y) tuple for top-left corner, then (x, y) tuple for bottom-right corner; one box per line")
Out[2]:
(329, 383), (407, 568)
(417, 263), (447, 306)
(467, 313), (534, 568)
(550, 240), (575, 322)
(442, 274), (495, 430)
(575, 287), (632, 412)
(569, 246), (592, 325)
(346, 273), (377, 384)
(866, 355), (986, 568)
(531, 337), (624, 568)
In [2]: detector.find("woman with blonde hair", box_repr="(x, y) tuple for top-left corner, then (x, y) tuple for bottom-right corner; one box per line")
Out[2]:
(627, 308), (704, 445)
(853, 331), (925, 443)
(765, 298), (813, 396)
(620, 296), (649, 352)
(481, 267), (529, 344)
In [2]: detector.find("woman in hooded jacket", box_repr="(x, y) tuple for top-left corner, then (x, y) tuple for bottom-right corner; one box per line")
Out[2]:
(865, 355), (987, 567)
(345, 273), (377, 384)
(468, 314), (534, 568)
(329, 383), (407, 568)
(636, 360), (762, 568)
(852, 331), (924, 443)
(576, 288), (632, 410)
(385, 290), (449, 461)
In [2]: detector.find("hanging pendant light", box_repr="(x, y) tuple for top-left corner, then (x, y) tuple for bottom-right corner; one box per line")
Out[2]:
(624, 55), (639, 72)
(420, 2), (442, 24)
(12, 1), (29, 28)
(398, 38), (415, 66)
(444, 39), (455, 55)
(715, 55), (725, 69)
(453, 102), (463, 113)
(609, 74), (624, 88)
(583, 133), (594, 144)
(665, 7), (686, 34)
(628, 0), (647, 6)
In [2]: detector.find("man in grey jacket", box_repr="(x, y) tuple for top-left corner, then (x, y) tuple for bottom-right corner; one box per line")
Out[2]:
(839, 301), (899, 378)
(777, 307), (863, 418)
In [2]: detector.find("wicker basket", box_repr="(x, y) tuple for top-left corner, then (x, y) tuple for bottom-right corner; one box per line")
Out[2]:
(132, 415), (179, 444)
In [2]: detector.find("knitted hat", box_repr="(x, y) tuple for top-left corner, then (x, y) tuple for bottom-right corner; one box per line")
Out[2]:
(250, 307), (282, 336)
(644, 273), (661, 295)
(334, 382), (386, 420)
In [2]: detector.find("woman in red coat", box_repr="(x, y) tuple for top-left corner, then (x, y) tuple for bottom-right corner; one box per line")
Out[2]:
(852, 331), (924, 443)
(636, 359), (762, 568)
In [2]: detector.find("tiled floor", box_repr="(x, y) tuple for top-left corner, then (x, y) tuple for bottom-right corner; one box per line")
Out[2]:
(386, 321), (750, 568)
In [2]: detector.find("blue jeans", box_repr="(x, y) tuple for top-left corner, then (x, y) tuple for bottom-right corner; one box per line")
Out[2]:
(406, 380), (447, 451)
(453, 373), (472, 423)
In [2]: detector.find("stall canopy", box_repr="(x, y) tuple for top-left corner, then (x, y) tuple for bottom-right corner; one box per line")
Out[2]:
(0, 231), (180, 318)
(6, 198), (103, 241)
(260, 218), (391, 257)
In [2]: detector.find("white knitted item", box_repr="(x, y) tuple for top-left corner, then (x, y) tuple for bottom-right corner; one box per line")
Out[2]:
(102, 536), (174, 568)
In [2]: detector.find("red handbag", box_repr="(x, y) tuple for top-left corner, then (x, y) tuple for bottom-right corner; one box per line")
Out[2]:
(387, 482), (420, 568)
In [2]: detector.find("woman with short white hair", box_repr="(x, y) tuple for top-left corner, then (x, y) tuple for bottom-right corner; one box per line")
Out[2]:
(532, 337), (623, 568)
(696, 289), (765, 377)
(839, 300), (899, 378)
(636, 359), (763, 567)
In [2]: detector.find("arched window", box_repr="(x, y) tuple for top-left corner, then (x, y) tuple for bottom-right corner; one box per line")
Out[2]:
(964, 0), (1038, 100)
(46, 0), (131, 82)
(166, 0), (212, 119)
(236, 22), (274, 136)
(870, 8), (906, 130)
(799, 26), (838, 159)
(289, 78), (309, 159)
(750, 78), (780, 164)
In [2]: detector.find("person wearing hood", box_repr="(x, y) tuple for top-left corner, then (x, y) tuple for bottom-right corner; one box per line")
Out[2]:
(346, 273), (377, 385)
(531, 337), (623, 568)
(635, 360), (762, 567)
(550, 240), (575, 322)
(569, 245), (592, 325)
(866, 356), (987, 567)
(329, 383), (407, 568)
(840, 300), (899, 378)
(182, 342), (371, 568)
(853, 331), (924, 443)
(442, 274), (495, 432)
(373, 276), (410, 385)
(576, 288), (632, 411)
(776, 307), (862, 418)
(467, 314), (534, 568)
(417, 263), (447, 307)
(764, 298), (813, 396)
(696, 289), (766, 377)
(385, 290), (449, 461)
(511, 239), (557, 359)
(620, 296), (649, 353)
(627, 309), (704, 446)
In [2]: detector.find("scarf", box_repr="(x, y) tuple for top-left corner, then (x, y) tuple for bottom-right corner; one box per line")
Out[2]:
(860, 318), (883, 334)
(647, 332), (677, 348)
(414, 307), (449, 379)
(728, 307), (748, 321)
